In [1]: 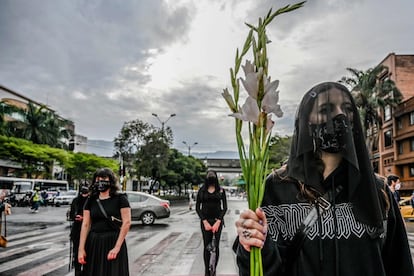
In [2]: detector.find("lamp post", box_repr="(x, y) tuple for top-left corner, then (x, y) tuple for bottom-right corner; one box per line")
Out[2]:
(152, 113), (176, 134)
(182, 141), (198, 156)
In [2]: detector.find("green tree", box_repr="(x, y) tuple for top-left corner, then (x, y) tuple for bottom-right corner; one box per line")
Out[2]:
(65, 152), (118, 188)
(163, 149), (205, 195)
(114, 119), (174, 182)
(135, 130), (170, 188)
(340, 66), (402, 151)
(0, 135), (116, 183)
(2, 102), (72, 148)
(268, 134), (291, 169)
(0, 135), (70, 178)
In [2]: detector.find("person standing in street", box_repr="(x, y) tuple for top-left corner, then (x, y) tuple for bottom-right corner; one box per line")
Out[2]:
(69, 183), (89, 276)
(196, 170), (227, 276)
(30, 187), (41, 213)
(234, 82), (414, 276)
(78, 168), (131, 276)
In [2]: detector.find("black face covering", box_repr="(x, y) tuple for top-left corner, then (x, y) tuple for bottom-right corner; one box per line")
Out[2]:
(287, 82), (385, 228)
(207, 176), (217, 185)
(311, 114), (350, 153)
(80, 186), (89, 195)
(96, 180), (111, 192)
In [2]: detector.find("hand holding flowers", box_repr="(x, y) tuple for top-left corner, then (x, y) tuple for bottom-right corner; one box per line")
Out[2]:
(222, 2), (305, 275)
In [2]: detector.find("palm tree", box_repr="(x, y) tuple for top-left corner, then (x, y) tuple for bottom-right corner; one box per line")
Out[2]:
(340, 65), (403, 152)
(4, 101), (72, 148)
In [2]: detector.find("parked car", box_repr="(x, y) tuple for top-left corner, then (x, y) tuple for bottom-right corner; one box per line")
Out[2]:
(399, 196), (414, 220)
(125, 191), (170, 225)
(54, 190), (77, 207)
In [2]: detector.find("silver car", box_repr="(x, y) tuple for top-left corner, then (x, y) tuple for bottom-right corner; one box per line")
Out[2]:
(54, 190), (77, 206)
(125, 191), (170, 225)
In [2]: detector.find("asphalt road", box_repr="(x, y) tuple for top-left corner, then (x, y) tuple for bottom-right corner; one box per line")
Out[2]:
(2, 198), (414, 276)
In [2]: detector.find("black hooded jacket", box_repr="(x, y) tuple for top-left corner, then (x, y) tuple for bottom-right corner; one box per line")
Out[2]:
(236, 164), (414, 276)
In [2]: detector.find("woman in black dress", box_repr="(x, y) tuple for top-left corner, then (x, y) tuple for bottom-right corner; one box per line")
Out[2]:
(78, 168), (131, 276)
(196, 170), (227, 276)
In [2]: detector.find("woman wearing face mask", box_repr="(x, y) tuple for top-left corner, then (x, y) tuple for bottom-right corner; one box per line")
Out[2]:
(196, 170), (228, 276)
(234, 82), (414, 276)
(78, 168), (131, 276)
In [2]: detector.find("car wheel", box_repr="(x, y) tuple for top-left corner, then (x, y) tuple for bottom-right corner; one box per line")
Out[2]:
(141, 211), (155, 225)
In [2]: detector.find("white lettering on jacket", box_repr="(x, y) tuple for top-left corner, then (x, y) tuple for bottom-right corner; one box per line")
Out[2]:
(262, 203), (379, 241)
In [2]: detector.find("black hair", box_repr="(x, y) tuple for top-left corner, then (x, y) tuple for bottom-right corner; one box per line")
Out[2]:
(91, 167), (119, 197)
(387, 174), (400, 185)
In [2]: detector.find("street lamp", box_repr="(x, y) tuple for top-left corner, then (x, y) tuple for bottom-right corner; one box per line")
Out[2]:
(183, 141), (198, 156)
(152, 113), (176, 133)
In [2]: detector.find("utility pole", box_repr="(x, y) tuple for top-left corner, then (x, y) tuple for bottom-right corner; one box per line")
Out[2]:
(152, 113), (176, 137)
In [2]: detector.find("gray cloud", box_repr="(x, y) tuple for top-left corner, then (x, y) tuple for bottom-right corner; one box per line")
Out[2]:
(1, 0), (413, 153)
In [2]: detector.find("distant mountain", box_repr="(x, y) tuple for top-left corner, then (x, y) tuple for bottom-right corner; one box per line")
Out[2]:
(191, 151), (239, 160)
(86, 140), (115, 157)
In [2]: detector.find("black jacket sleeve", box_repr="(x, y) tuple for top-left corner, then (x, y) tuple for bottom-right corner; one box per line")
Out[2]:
(382, 186), (414, 276)
(69, 197), (78, 221)
(219, 189), (227, 220)
(195, 188), (204, 220)
(236, 234), (281, 276)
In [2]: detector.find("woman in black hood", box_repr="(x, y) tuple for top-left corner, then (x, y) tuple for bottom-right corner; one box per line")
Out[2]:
(196, 170), (228, 276)
(234, 82), (414, 276)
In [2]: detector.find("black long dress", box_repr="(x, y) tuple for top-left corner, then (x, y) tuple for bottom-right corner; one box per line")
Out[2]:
(83, 193), (130, 276)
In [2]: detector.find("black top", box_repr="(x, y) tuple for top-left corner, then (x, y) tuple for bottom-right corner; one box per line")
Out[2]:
(85, 194), (130, 233)
(196, 185), (227, 222)
(236, 166), (414, 276)
(69, 195), (89, 240)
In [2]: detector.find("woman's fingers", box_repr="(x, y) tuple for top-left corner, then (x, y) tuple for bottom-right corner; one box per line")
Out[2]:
(235, 208), (267, 252)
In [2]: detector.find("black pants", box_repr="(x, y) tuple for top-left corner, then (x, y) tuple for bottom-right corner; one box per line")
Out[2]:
(200, 220), (223, 276)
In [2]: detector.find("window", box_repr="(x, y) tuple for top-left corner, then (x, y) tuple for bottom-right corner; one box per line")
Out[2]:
(397, 118), (402, 129)
(384, 130), (392, 147)
(410, 164), (414, 177)
(384, 105), (391, 121)
(410, 112), (414, 125)
(398, 142), (403, 154)
(411, 138), (414, 151)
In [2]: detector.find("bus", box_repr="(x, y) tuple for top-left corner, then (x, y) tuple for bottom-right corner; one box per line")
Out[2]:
(0, 176), (69, 206)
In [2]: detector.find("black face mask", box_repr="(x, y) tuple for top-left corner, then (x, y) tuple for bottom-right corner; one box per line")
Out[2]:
(207, 176), (217, 186)
(96, 180), (111, 192)
(80, 187), (89, 195)
(310, 114), (350, 153)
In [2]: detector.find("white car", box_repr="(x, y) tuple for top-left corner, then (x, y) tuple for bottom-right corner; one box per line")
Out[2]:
(54, 190), (77, 206)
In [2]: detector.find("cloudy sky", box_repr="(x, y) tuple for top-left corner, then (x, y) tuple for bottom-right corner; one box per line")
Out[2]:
(1, 0), (413, 154)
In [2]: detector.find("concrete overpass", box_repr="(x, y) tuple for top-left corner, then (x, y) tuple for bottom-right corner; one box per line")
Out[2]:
(203, 158), (242, 173)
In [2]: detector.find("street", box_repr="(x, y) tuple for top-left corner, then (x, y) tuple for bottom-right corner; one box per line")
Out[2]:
(0, 197), (245, 276)
(1, 198), (414, 276)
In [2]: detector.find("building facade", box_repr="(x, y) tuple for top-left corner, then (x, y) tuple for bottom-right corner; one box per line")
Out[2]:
(372, 53), (414, 192)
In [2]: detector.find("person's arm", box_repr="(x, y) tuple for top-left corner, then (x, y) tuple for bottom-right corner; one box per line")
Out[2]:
(69, 198), (78, 221)
(212, 189), (228, 232)
(107, 207), (131, 260)
(235, 208), (280, 275)
(195, 189), (212, 231)
(78, 209), (91, 265)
